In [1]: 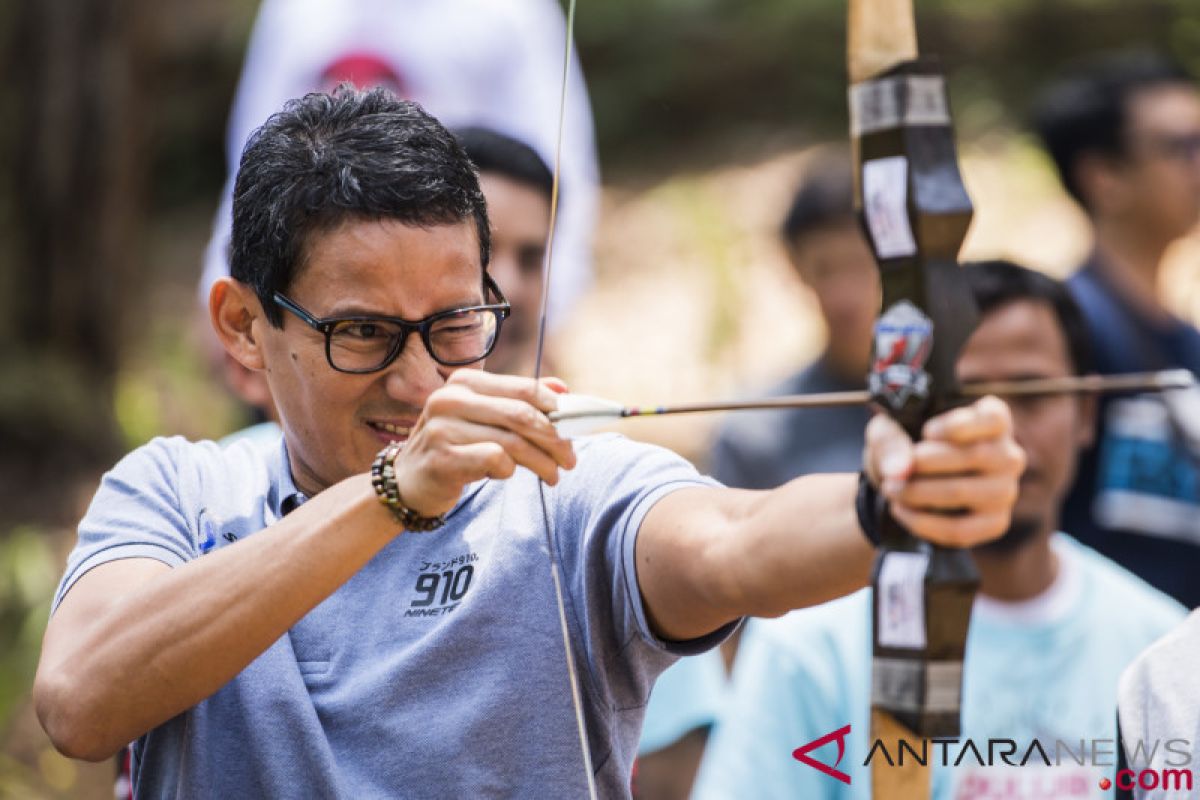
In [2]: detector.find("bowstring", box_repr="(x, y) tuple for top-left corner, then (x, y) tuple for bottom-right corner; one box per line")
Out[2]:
(531, 1), (599, 797)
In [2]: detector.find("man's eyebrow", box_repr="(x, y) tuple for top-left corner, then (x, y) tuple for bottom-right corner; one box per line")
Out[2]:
(324, 296), (486, 319)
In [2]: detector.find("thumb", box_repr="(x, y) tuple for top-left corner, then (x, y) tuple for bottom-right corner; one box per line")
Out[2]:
(865, 413), (914, 490)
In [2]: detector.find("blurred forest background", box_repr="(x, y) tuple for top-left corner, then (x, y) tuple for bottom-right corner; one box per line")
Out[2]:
(3, 0), (1200, 795)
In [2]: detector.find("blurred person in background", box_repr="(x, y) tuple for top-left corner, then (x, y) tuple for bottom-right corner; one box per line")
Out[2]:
(1034, 50), (1200, 608)
(633, 652), (728, 799)
(708, 154), (876, 491)
(633, 157), (877, 798)
(1117, 603), (1200, 798)
(692, 261), (1185, 800)
(455, 127), (557, 378)
(199, 0), (598, 427)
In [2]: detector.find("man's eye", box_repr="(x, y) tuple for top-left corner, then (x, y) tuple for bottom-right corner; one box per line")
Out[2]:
(439, 319), (483, 336)
(519, 246), (546, 276)
(343, 323), (383, 339)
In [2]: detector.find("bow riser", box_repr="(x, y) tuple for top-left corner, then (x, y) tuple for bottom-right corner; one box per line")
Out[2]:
(854, 61), (977, 434)
(850, 44), (980, 741)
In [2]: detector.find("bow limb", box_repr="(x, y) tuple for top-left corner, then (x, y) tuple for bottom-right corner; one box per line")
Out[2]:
(847, 0), (916, 86)
(847, 1), (980, 798)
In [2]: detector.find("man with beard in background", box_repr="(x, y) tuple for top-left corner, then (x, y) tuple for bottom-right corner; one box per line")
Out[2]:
(694, 261), (1185, 800)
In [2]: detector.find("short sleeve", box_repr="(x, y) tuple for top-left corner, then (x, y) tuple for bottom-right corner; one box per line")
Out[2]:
(549, 434), (732, 712)
(52, 438), (198, 613)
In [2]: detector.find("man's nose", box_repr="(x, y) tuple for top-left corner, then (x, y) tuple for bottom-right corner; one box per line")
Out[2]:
(382, 333), (451, 403)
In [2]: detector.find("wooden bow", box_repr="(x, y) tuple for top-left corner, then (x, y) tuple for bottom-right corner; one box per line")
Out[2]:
(848, 1), (979, 798)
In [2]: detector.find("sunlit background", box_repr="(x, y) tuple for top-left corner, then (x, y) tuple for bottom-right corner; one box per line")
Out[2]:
(3, 1), (1200, 795)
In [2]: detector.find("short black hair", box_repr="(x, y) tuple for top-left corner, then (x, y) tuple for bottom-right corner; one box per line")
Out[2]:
(454, 127), (554, 201)
(1031, 50), (1194, 208)
(230, 86), (490, 326)
(781, 152), (857, 246)
(963, 259), (1093, 375)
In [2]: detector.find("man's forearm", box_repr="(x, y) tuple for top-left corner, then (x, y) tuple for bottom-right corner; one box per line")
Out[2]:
(36, 474), (398, 760)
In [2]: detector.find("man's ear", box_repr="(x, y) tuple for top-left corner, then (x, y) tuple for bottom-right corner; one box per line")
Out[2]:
(1074, 153), (1130, 218)
(210, 277), (267, 371)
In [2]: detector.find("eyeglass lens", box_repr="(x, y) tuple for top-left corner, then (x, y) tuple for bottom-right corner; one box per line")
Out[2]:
(1137, 132), (1200, 162)
(327, 309), (501, 371)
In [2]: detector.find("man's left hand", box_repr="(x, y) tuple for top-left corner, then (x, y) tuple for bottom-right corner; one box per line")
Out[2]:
(864, 395), (1026, 548)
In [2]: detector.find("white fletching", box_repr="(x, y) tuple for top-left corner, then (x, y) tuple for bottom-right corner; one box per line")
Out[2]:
(550, 393), (625, 438)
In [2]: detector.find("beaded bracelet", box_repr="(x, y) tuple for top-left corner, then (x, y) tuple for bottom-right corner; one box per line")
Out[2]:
(370, 441), (446, 532)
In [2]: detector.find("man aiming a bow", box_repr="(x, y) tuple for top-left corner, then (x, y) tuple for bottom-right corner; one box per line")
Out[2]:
(33, 88), (1023, 798)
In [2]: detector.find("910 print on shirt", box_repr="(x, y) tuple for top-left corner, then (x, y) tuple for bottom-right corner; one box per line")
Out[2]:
(404, 552), (479, 619)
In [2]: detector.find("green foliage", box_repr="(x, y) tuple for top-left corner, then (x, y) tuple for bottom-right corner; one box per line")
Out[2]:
(115, 317), (247, 449)
(0, 527), (57, 729)
(571, 0), (1198, 171)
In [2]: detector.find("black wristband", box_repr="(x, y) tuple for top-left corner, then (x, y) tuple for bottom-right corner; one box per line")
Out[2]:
(855, 471), (883, 547)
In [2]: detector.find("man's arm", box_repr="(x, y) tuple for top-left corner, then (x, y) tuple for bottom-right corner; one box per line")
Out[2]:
(36, 371), (575, 762)
(637, 396), (1023, 641)
(34, 475), (401, 761)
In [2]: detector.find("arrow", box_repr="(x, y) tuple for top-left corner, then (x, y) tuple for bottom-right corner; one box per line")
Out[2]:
(548, 369), (1195, 436)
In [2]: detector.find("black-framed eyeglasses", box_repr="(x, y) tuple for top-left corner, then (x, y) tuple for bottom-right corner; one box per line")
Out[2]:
(1129, 131), (1200, 164)
(273, 274), (511, 373)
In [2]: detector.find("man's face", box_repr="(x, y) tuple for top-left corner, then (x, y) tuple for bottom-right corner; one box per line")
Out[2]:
(789, 222), (880, 375)
(1115, 84), (1200, 240)
(956, 299), (1094, 548)
(478, 173), (551, 375)
(254, 217), (483, 495)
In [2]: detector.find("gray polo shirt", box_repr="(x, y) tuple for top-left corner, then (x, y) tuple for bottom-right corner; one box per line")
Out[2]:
(54, 432), (726, 798)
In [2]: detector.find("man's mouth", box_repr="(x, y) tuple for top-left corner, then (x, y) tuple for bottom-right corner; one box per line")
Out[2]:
(367, 420), (413, 441)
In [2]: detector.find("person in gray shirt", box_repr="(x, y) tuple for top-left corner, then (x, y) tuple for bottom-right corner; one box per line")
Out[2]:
(1117, 610), (1200, 798)
(33, 88), (1024, 799)
(710, 155), (877, 490)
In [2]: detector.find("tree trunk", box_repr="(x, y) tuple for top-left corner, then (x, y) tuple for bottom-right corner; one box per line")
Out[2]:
(2, 0), (151, 523)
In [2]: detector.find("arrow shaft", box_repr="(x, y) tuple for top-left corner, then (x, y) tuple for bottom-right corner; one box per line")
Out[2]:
(548, 370), (1194, 423)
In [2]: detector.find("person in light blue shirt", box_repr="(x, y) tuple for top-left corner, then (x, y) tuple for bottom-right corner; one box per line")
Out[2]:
(635, 648), (730, 799)
(694, 261), (1186, 800)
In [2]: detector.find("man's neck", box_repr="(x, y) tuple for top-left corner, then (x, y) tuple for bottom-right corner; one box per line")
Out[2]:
(1092, 222), (1173, 322)
(973, 531), (1059, 603)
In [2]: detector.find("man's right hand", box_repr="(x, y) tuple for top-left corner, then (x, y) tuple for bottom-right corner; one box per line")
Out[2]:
(392, 371), (578, 518)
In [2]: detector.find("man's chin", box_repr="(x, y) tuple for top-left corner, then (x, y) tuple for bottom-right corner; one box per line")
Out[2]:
(974, 517), (1044, 557)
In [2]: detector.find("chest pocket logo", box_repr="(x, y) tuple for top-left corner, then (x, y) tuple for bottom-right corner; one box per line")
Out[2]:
(405, 555), (478, 619)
